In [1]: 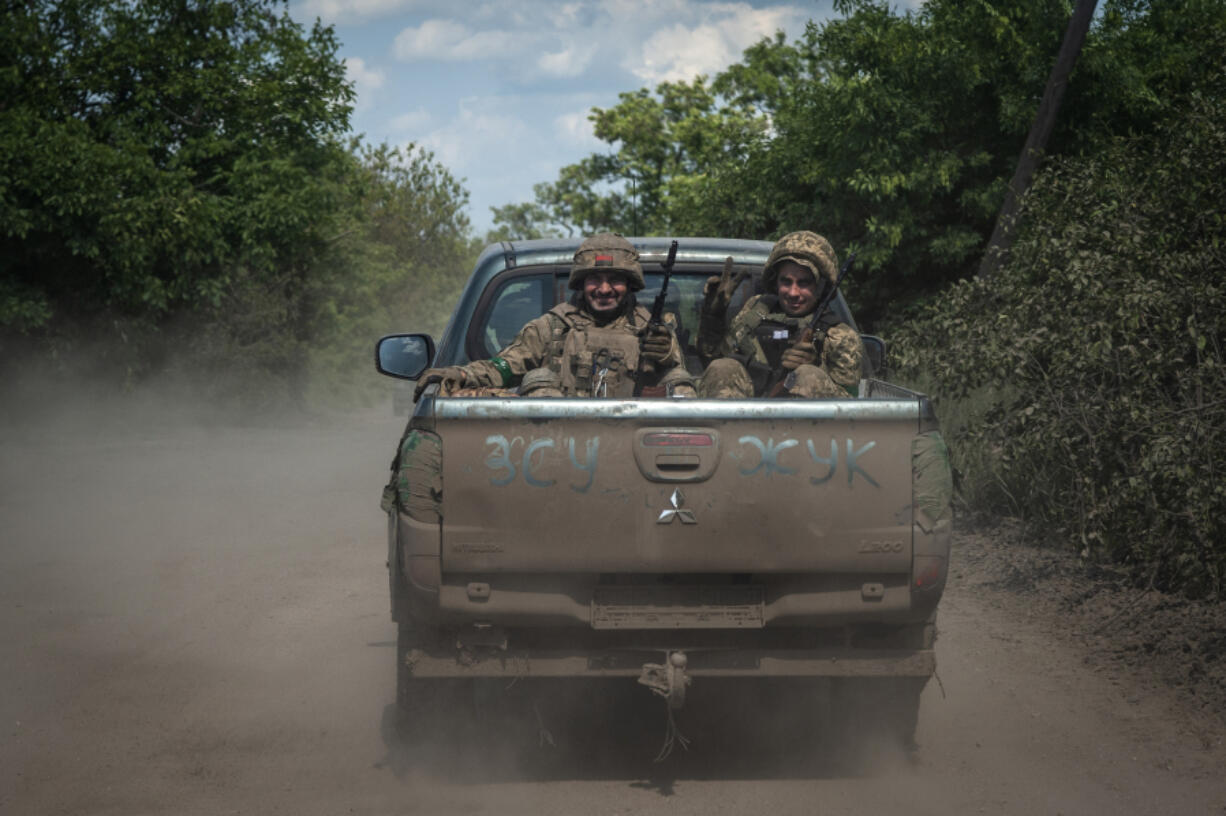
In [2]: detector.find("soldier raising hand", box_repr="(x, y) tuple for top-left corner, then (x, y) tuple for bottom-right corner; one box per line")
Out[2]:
(696, 231), (863, 399)
(697, 256), (750, 363)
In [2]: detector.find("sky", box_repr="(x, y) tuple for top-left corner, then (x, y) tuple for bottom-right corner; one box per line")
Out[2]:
(285, 0), (844, 235)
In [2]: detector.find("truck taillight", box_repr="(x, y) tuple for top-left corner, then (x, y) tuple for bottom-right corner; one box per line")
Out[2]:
(643, 432), (713, 447)
(913, 555), (945, 591)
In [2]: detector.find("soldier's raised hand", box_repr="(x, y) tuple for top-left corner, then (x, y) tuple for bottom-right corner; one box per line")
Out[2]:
(413, 366), (467, 400)
(701, 256), (749, 317)
(780, 339), (818, 371)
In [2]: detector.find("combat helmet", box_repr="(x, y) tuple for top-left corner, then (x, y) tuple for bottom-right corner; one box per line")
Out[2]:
(762, 231), (838, 293)
(569, 233), (645, 291)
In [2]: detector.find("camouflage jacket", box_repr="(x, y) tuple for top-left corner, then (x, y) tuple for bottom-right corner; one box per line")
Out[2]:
(704, 294), (863, 393)
(460, 301), (685, 396)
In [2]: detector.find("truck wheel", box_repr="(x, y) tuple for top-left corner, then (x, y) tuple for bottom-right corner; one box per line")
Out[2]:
(394, 623), (458, 736)
(387, 511), (410, 623)
(394, 622), (438, 725)
(389, 558), (409, 623)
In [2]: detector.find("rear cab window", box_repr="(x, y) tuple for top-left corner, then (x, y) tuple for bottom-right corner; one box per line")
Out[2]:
(462, 262), (852, 378)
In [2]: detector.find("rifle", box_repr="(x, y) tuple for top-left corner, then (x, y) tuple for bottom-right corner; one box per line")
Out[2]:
(632, 239), (680, 397)
(765, 251), (856, 398)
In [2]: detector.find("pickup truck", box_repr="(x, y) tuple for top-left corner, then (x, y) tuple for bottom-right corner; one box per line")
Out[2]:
(376, 237), (953, 753)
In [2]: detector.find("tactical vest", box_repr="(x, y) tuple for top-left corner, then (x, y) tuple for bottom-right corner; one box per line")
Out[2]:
(726, 295), (843, 395)
(541, 303), (647, 397)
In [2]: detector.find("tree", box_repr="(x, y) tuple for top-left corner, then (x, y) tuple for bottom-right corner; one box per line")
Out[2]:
(489, 0), (1226, 325)
(500, 75), (766, 237)
(891, 90), (1226, 597)
(486, 200), (561, 243)
(0, 0), (354, 370)
(0, 1), (482, 408)
(680, 0), (1077, 320)
(277, 142), (473, 401)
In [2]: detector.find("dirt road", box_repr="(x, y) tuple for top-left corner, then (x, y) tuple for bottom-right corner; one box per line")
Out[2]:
(3, 407), (1224, 815)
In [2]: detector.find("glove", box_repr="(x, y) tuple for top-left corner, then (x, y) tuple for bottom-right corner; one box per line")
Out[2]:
(413, 366), (467, 400)
(701, 256), (750, 319)
(780, 340), (818, 371)
(641, 325), (673, 363)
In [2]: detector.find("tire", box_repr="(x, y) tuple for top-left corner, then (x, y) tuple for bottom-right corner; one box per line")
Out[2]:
(386, 509), (408, 623)
(394, 624), (480, 744)
(395, 624), (449, 733)
(395, 622), (420, 716)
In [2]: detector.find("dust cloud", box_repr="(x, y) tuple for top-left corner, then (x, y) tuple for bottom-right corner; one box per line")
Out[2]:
(0, 366), (915, 814)
(4, 369), (1225, 815)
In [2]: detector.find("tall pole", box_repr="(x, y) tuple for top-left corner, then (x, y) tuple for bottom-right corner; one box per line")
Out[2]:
(978, 0), (1098, 279)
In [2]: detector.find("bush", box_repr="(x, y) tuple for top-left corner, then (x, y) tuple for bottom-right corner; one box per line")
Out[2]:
(893, 93), (1226, 598)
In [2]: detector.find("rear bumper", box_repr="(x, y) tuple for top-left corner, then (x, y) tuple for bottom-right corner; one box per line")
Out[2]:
(403, 645), (934, 680)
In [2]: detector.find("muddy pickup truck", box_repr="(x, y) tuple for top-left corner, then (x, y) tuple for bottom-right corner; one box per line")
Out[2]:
(375, 237), (953, 751)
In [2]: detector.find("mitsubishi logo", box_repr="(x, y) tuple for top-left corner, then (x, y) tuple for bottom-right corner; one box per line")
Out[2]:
(657, 488), (697, 524)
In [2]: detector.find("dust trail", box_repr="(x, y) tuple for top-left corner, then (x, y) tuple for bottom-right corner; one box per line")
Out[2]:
(7, 369), (1223, 815)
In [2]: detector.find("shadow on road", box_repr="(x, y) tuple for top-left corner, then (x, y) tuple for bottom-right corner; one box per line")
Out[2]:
(375, 678), (915, 789)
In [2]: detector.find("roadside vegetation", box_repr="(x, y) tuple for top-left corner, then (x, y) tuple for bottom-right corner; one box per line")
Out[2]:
(893, 95), (1226, 598)
(2, 0), (1223, 593)
(484, 0), (1223, 326)
(1, 0), (475, 408)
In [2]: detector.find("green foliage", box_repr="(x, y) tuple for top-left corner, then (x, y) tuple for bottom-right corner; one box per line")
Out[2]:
(893, 93), (1226, 598)
(0, 0), (474, 406)
(492, 74), (767, 237)
(694, 0), (1071, 316)
(1, 0), (354, 334)
(486, 200), (562, 242)
(0, 279), (52, 332)
(298, 142), (472, 397)
(149, 141), (473, 406)
(494, 0), (1226, 327)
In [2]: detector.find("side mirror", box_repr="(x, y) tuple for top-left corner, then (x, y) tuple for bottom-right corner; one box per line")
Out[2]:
(375, 334), (435, 380)
(861, 334), (887, 379)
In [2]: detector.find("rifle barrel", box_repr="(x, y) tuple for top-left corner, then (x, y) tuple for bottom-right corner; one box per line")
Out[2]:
(632, 240), (680, 397)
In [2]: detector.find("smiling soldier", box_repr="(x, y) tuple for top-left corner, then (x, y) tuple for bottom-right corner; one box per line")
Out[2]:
(696, 230), (863, 399)
(415, 233), (694, 399)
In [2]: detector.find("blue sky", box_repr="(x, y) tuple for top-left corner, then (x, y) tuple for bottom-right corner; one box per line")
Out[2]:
(286, 0), (847, 235)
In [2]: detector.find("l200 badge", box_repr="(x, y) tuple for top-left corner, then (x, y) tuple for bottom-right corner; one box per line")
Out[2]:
(657, 488), (697, 524)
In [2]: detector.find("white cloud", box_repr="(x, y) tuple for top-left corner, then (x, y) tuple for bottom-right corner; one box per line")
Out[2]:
(327, 1), (823, 232)
(555, 110), (601, 148)
(297, 0), (424, 24)
(537, 45), (595, 78)
(389, 108), (433, 134)
(419, 101), (530, 171)
(393, 19), (511, 61)
(343, 57), (385, 111)
(379, 3), (810, 80)
(545, 2), (587, 28)
(631, 22), (733, 84)
(626, 5), (808, 84)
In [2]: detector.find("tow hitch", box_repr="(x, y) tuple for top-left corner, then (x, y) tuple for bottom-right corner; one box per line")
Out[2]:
(638, 650), (690, 708)
(638, 651), (692, 760)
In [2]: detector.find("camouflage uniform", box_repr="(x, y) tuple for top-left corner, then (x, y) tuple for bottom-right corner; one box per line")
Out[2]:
(448, 234), (693, 398)
(697, 231), (863, 399)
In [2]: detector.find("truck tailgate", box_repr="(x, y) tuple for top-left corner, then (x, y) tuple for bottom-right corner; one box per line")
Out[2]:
(432, 398), (921, 574)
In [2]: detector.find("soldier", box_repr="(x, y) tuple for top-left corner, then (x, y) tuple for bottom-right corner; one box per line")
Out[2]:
(696, 230), (862, 399)
(414, 233), (694, 399)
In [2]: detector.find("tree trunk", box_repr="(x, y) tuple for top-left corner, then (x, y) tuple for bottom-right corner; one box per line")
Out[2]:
(978, 0), (1099, 279)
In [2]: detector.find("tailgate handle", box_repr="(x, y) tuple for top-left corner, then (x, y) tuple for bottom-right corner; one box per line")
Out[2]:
(634, 428), (719, 482)
(656, 454), (700, 471)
